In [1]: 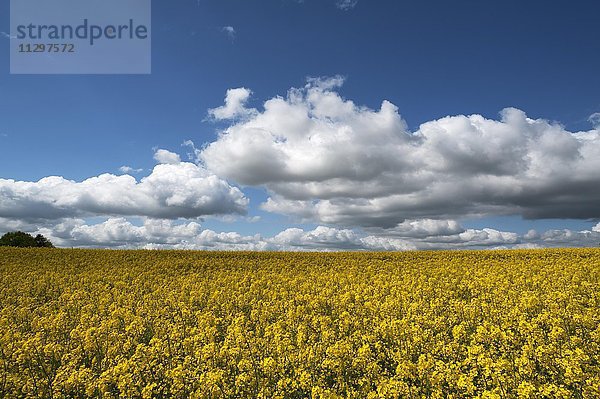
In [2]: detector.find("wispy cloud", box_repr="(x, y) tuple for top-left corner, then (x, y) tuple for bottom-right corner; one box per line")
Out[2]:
(335, 0), (358, 11)
(221, 26), (236, 41)
(588, 112), (600, 128)
(118, 166), (143, 174)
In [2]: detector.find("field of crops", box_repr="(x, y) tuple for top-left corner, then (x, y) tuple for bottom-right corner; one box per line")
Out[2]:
(0, 248), (598, 398)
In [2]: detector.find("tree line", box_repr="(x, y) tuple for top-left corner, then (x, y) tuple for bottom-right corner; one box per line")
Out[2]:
(0, 231), (54, 248)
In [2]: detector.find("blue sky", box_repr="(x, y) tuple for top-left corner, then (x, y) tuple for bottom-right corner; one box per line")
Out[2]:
(1, 0), (600, 250)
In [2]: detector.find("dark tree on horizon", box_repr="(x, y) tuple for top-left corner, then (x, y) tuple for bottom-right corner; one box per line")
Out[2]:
(0, 231), (54, 248)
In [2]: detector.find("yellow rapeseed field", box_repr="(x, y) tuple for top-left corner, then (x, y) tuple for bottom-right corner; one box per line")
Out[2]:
(0, 248), (598, 398)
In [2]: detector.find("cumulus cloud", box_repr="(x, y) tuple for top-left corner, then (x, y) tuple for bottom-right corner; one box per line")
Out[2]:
(0, 162), (248, 222)
(153, 149), (181, 164)
(207, 88), (256, 121)
(200, 78), (600, 229)
(511, 222), (600, 248)
(368, 219), (465, 238)
(39, 218), (205, 248)
(0, 217), (42, 235)
(456, 228), (519, 247)
(7, 211), (598, 250)
(21, 216), (531, 251)
(367, 219), (520, 249)
(35, 219), (415, 251)
(536, 229), (600, 247)
(270, 225), (415, 251)
(523, 229), (540, 240)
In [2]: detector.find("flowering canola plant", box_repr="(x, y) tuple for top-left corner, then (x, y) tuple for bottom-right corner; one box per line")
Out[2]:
(0, 248), (598, 398)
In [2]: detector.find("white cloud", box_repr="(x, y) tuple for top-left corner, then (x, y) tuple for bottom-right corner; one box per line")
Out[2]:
(153, 149), (181, 164)
(369, 220), (520, 249)
(358, 235), (416, 251)
(0, 162), (248, 221)
(589, 112), (600, 128)
(40, 218), (204, 248)
(0, 217), (42, 235)
(537, 229), (600, 247)
(30, 217), (524, 251)
(37, 219), (415, 251)
(119, 166), (143, 174)
(368, 219), (465, 238)
(523, 229), (540, 240)
(457, 228), (519, 246)
(269, 225), (414, 251)
(512, 243), (544, 249)
(207, 88), (256, 121)
(516, 223), (600, 248)
(8, 213), (599, 250)
(200, 78), (600, 229)
(335, 0), (357, 10)
(221, 26), (236, 40)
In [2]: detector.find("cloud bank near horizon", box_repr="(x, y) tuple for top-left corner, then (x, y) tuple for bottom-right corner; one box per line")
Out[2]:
(2, 216), (598, 251)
